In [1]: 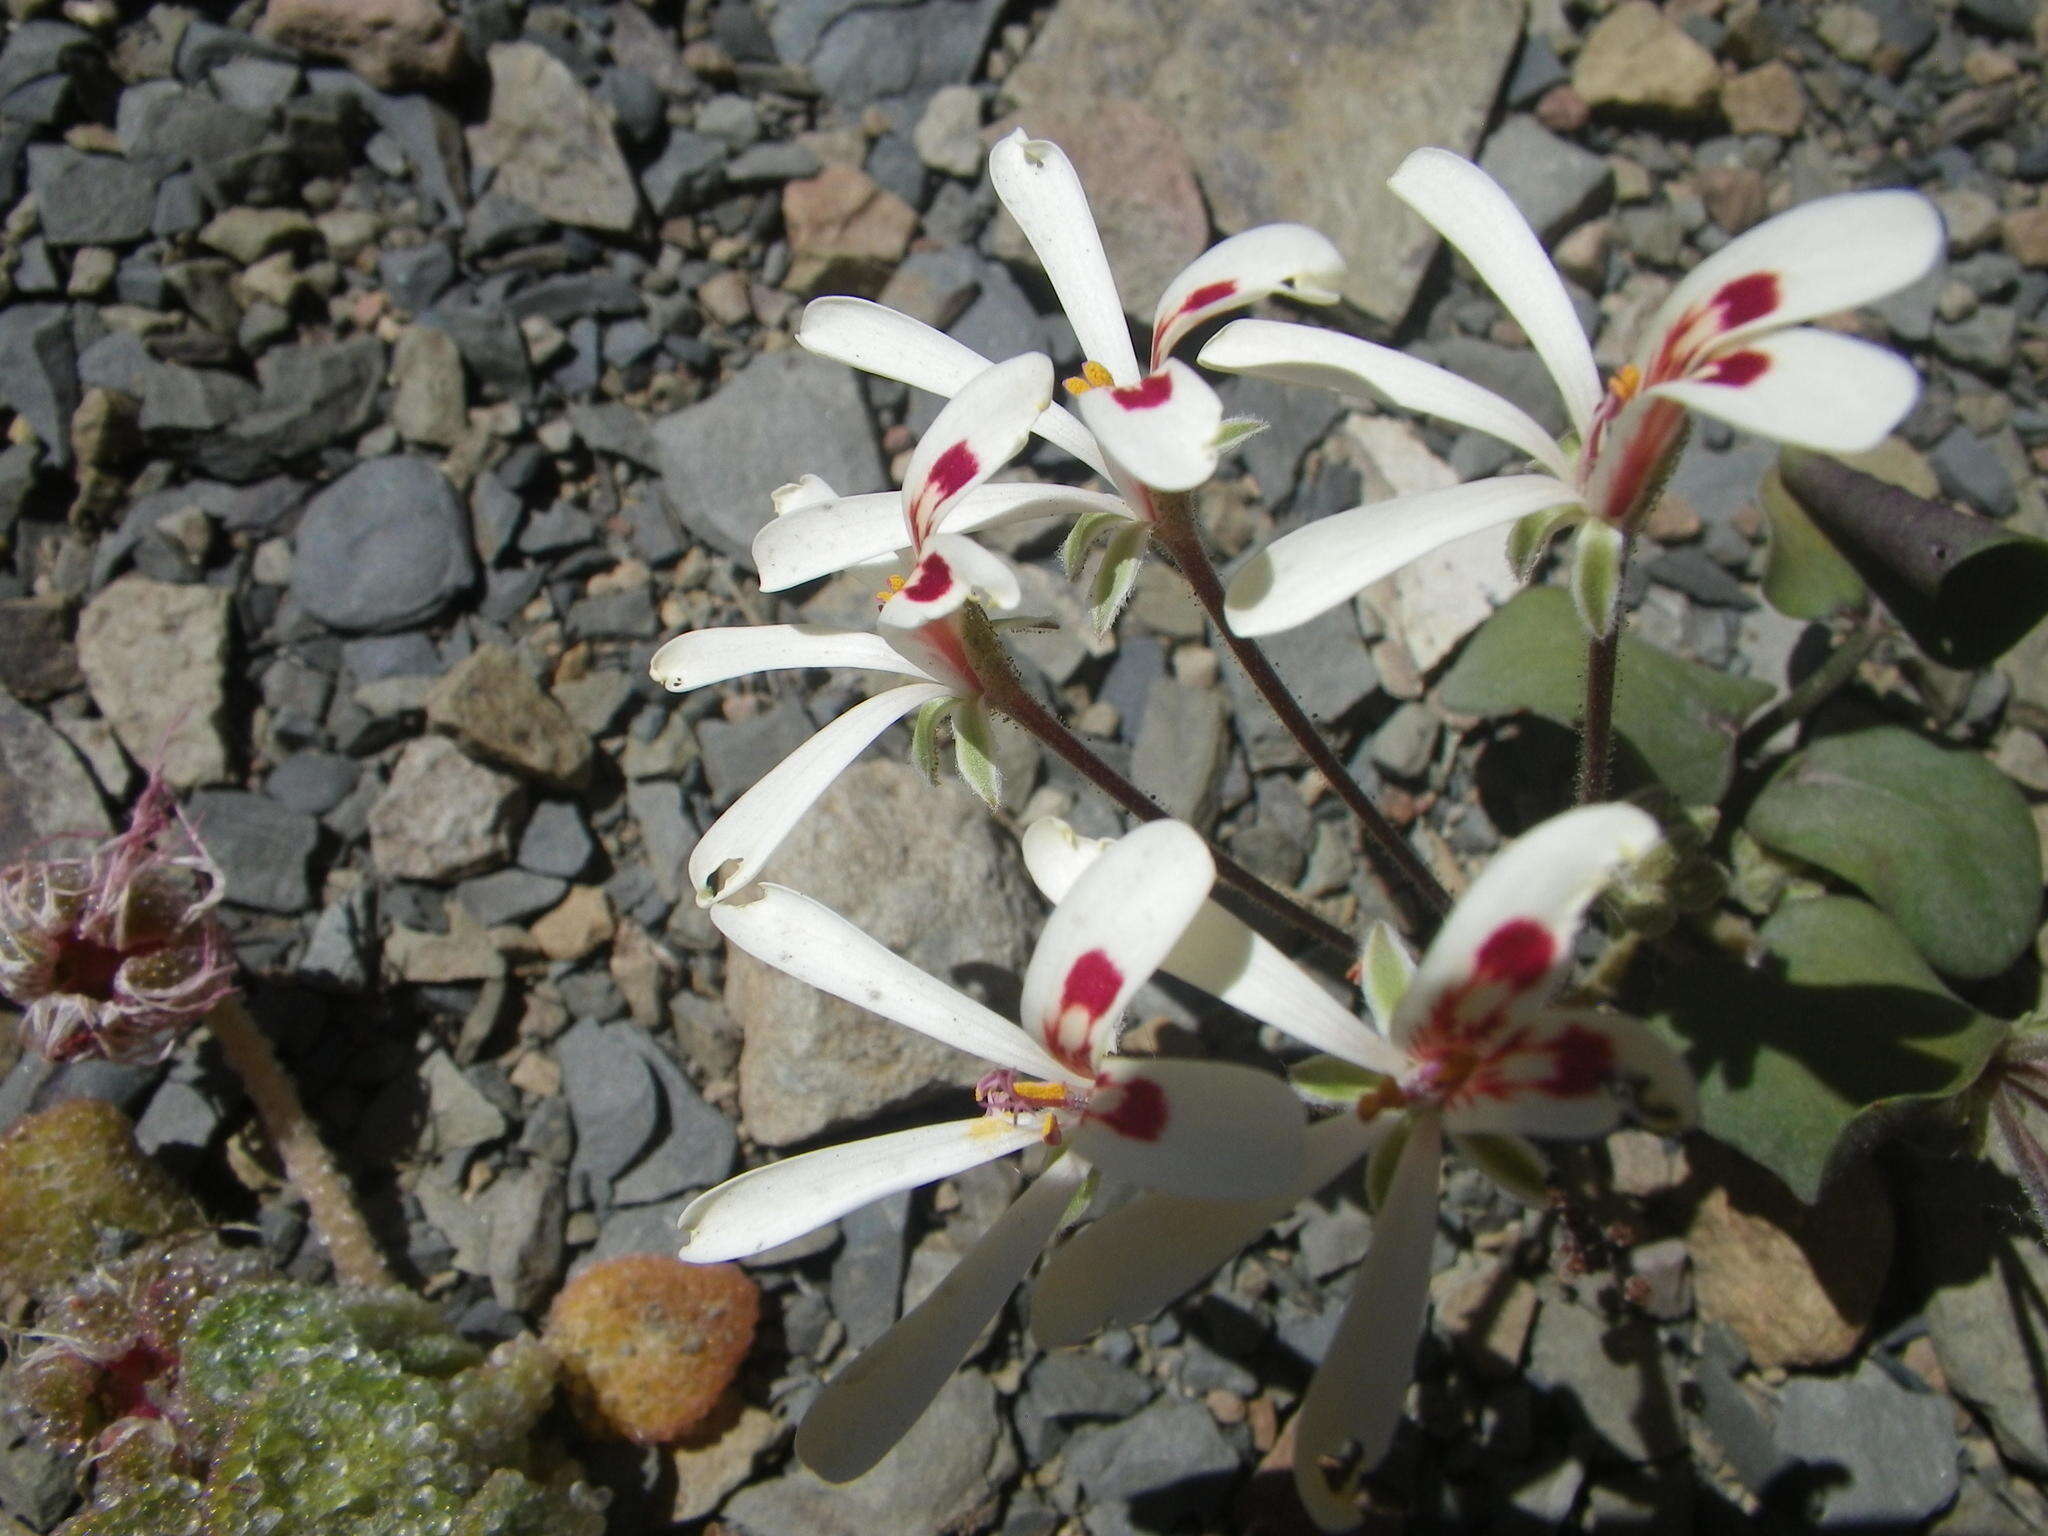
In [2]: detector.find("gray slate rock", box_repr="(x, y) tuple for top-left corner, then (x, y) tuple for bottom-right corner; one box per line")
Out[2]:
(653, 348), (882, 568)
(608, 1027), (738, 1204)
(1219, 373), (1345, 511)
(292, 456), (476, 633)
(187, 337), (386, 481)
(556, 1018), (664, 1189)
(456, 868), (568, 927)
(1526, 1300), (1684, 1461)
(1130, 678), (1228, 825)
(1479, 115), (1613, 244)
(265, 752), (359, 816)
(1930, 424), (2019, 519)
(27, 146), (157, 245)
(186, 790), (319, 913)
(830, 1191), (909, 1351)
(698, 701), (816, 807)
(516, 800), (596, 880)
(1061, 1393), (1239, 1509)
(1773, 1360), (1960, 1527)
(769, 0), (1005, 108)
(0, 303), (77, 467)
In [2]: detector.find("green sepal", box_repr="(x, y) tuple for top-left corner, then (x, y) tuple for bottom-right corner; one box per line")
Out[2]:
(1454, 1132), (1551, 1208)
(909, 696), (951, 786)
(1569, 519), (1625, 638)
(1058, 1162), (1101, 1228)
(1060, 510), (1128, 578)
(1290, 1054), (1386, 1109)
(1360, 921), (1415, 1035)
(951, 700), (1003, 810)
(1214, 416), (1270, 454)
(1365, 1113), (1416, 1213)
(1506, 506), (1576, 582)
(1089, 521), (1150, 633)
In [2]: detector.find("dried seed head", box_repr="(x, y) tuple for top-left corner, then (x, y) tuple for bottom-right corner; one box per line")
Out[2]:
(0, 773), (235, 1064)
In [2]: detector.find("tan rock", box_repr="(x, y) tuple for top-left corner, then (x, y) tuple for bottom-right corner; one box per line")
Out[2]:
(383, 902), (506, 984)
(2004, 204), (2048, 268)
(258, 0), (465, 92)
(531, 885), (614, 962)
(467, 42), (640, 234)
(1431, 1255), (1539, 1380)
(1573, 1), (1721, 117)
(670, 1403), (780, 1524)
(1686, 1142), (1892, 1370)
(1816, 3), (1883, 65)
(1698, 164), (1767, 236)
(76, 576), (232, 789)
(369, 736), (526, 883)
(987, 100), (1207, 322)
(1936, 187), (2003, 255)
(1721, 61), (1806, 137)
(391, 324), (467, 449)
(780, 163), (919, 297)
(425, 644), (593, 789)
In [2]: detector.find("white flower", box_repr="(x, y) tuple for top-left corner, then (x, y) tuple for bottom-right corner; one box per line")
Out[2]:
(1210, 148), (1943, 638)
(676, 821), (1307, 1482)
(1021, 804), (1695, 1531)
(792, 129), (1343, 625)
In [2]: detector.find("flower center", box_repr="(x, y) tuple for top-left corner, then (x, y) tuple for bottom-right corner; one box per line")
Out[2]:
(51, 934), (131, 1001)
(1606, 363), (1642, 404)
(1061, 359), (1116, 397)
(874, 572), (908, 606)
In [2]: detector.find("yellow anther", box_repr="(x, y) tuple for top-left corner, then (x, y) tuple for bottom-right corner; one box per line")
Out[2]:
(1013, 1079), (1069, 1105)
(1062, 359), (1116, 396)
(872, 573), (908, 604)
(1608, 364), (1642, 403)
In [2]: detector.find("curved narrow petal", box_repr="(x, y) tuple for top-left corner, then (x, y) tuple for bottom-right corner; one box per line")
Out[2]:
(799, 295), (1112, 477)
(1293, 1112), (1442, 1533)
(1200, 319), (1573, 481)
(677, 1117), (1043, 1262)
(1224, 475), (1584, 638)
(1388, 149), (1602, 441)
(688, 684), (955, 904)
(1391, 805), (1661, 1051)
(1150, 224), (1345, 367)
(1073, 1057), (1306, 1202)
(1020, 817), (1397, 1070)
(1030, 1114), (1380, 1346)
(1073, 359), (1225, 493)
(879, 533), (1021, 630)
(1020, 820), (1214, 1075)
(649, 624), (935, 693)
(902, 353), (1055, 547)
(798, 1158), (1086, 1483)
(774, 474), (839, 514)
(988, 129), (1141, 384)
(711, 879), (1070, 1079)
(1646, 189), (1944, 363)
(1650, 328), (1922, 454)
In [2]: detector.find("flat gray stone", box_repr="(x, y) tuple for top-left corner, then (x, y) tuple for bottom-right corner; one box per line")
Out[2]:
(186, 790), (318, 913)
(1061, 1393), (1239, 1508)
(27, 145), (156, 245)
(557, 1018), (663, 1189)
(1526, 1299), (1684, 1462)
(1130, 677), (1228, 825)
(1478, 114), (1613, 244)
(653, 348), (882, 568)
(1773, 1360), (1960, 1528)
(292, 456), (476, 633)
(0, 695), (108, 866)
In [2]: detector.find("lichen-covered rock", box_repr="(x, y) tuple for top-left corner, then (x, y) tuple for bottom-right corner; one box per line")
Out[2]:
(0, 1101), (199, 1296)
(545, 1255), (759, 1444)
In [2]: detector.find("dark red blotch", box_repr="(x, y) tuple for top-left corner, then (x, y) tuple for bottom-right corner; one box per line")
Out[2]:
(901, 553), (953, 602)
(1474, 919), (1556, 991)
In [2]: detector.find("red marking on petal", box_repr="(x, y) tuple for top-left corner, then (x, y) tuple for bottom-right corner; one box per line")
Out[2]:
(900, 553), (953, 602)
(1474, 919), (1555, 991)
(1712, 272), (1780, 330)
(1089, 1073), (1169, 1142)
(925, 441), (980, 502)
(1699, 349), (1770, 387)
(1538, 1022), (1616, 1097)
(1061, 949), (1123, 1019)
(1181, 279), (1239, 313)
(1109, 373), (1175, 411)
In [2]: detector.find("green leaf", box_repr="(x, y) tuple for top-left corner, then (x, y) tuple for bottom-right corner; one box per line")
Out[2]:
(1746, 725), (2042, 979)
(1438, 586), (1774, 805)
(1290, 1054), (1385, 1108)
(1453, 1132), (1550, 1207)
(1759, 464), (1867, 620)
(1569, 520), (1623, 637)
(1214, 416), (1270, 453)
(1649, 896), (2007, 1201)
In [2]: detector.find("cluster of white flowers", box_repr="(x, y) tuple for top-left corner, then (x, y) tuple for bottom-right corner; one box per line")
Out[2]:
(648, 129), (1937, 1528)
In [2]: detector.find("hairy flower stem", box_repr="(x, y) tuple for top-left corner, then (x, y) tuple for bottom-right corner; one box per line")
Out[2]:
(958, 610), (1354, 958)
(1145, 492), (1451, 934)
(1577, 623), (1621, 806)
(207, 996), (396, 1289)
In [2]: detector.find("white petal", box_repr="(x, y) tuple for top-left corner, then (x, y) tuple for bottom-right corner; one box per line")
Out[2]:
(1199, 319), (1573, 481)
(1388, 149), (1603, 442)
(772, 474), (839, 515)
(1021, 820), (1214, 1074)
(799, 294), (1111, 477)
(1392, 805), (1661, 1050)
(1437, 1010), (1639, 1140)
(1646, 189), (1944, 362)
(1149, 224), (1345, 367)
(901, 353), (1054, 547)
(1030, 1114), (1379, 1346)
(688, 684), (954, 904)
(711, 879), (1071, 1080)
(988, 129), (1141, 384)
(798, 1159), (1085, 1483)
(677, 1117), (1043, 1261)
(1223, 475), (1584, 638)
(1649, 328), (1922, 454)
(1072, 360), (1224, 492)
(1293, 1113), (1442, 1532)
(878, 533), (1021, 630)
(1071, 1057), (1306, 1202)
(648, 624), (935, 692)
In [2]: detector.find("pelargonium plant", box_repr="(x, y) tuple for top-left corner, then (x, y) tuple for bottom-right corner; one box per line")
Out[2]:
(674, 820), (1307, 1480)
